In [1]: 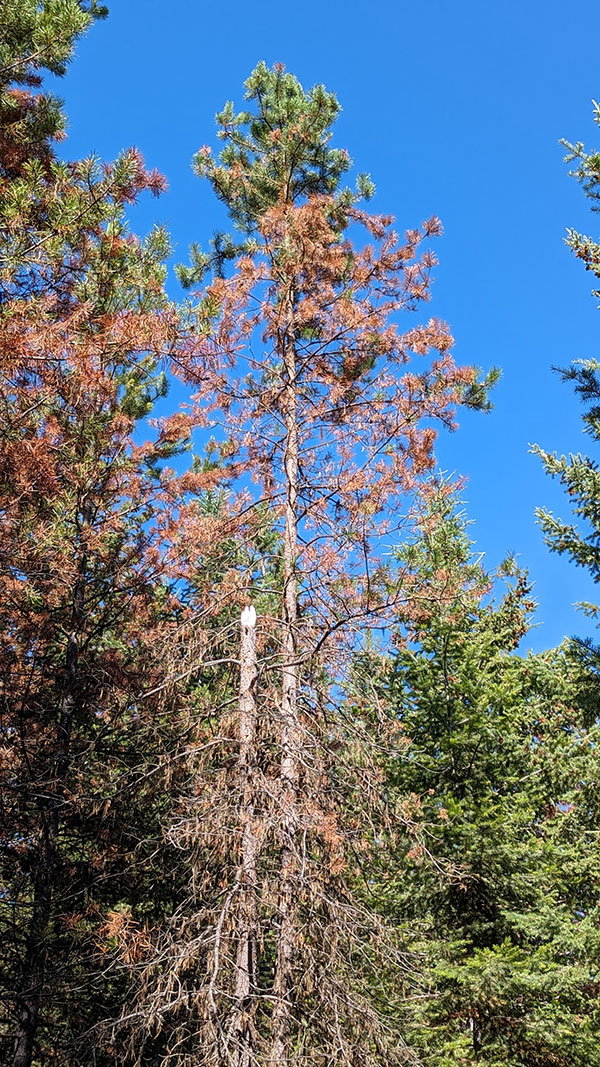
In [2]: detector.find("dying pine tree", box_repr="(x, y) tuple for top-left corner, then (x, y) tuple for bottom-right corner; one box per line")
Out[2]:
(115, 63), (495, 1066)
(0, 5), (207, 1063)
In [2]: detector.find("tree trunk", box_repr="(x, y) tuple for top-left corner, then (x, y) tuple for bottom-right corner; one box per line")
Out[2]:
(12, 512), (88, 1067)
(231, 605), (259, 1067)
(270, 287), (300, 1066)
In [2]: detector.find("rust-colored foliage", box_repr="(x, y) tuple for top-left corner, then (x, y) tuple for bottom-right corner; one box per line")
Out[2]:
(114, 64), (493, 1067)
(183, 195), (477, 627)
(0, 12), (205, 1063)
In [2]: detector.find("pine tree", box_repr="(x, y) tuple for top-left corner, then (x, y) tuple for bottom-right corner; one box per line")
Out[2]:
(0, 1), (108, 285)
(116, 63), (495, 1066)
(0, 9), (205, 1064)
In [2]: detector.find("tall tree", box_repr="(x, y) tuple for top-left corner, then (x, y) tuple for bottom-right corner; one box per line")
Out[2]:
(0, 7), (203, 1063)
(534, 101), (600, 647)
(118, 62), (494, 1066)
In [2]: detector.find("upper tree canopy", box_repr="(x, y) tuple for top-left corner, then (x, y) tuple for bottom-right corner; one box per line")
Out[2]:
(178, 61), (377, 284)
(196, 62), (351, 220)
(176, 62), (495, 645)
(0, 1), (107, 163)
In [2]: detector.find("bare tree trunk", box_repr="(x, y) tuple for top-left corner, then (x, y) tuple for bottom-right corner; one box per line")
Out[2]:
(231, 605), (259, 1067)
(12, 511), (88, 1067)
(270, 290), (300, 1066)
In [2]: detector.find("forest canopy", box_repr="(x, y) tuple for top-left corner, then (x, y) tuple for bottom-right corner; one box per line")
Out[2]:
(1, 4), (600, 1066)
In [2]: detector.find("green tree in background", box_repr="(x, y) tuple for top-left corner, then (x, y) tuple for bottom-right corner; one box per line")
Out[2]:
(0, 1), (108, 284)
(534, 102), (600, 645)
(369, 493), (600, 1065)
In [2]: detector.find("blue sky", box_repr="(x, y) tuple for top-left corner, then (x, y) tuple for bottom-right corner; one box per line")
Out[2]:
(53, 0), (600, 650)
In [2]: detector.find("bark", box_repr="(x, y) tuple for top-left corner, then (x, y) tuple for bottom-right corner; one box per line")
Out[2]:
(270, 285), (300, 1066)
(231, 605), (259, 1067)
(12, 508), (88, 1067)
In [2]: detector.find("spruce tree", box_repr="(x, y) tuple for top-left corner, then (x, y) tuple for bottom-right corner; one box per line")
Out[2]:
(369, 494), (600, 1066)
(534, 102), (600, 639)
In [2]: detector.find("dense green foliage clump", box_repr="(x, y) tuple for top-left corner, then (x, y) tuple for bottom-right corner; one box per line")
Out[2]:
(370, 500), (600, 1066)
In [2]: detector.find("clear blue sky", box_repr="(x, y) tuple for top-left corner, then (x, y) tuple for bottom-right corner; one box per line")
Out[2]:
(53, 0), (600, 650)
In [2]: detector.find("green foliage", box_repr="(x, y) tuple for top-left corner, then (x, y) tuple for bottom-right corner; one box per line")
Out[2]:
(197, 60), (349, 226)
(0, 1), (106, 157)
(364, 495), (600, 1065)
(534, 359), (600, 620)
(462, 365), (501, 412)
(534, 101), (600, 631)
(0, 1), (95, 83)
(177, 61), (375, 285)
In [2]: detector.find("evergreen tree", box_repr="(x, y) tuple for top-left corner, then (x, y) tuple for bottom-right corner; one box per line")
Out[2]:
(116, 63), (494, 1067)
(369, 494), (600, 1066)
(533, 102), (600, 637)
(1, 0), (108, 286)
(0, 8), (207, 1064)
